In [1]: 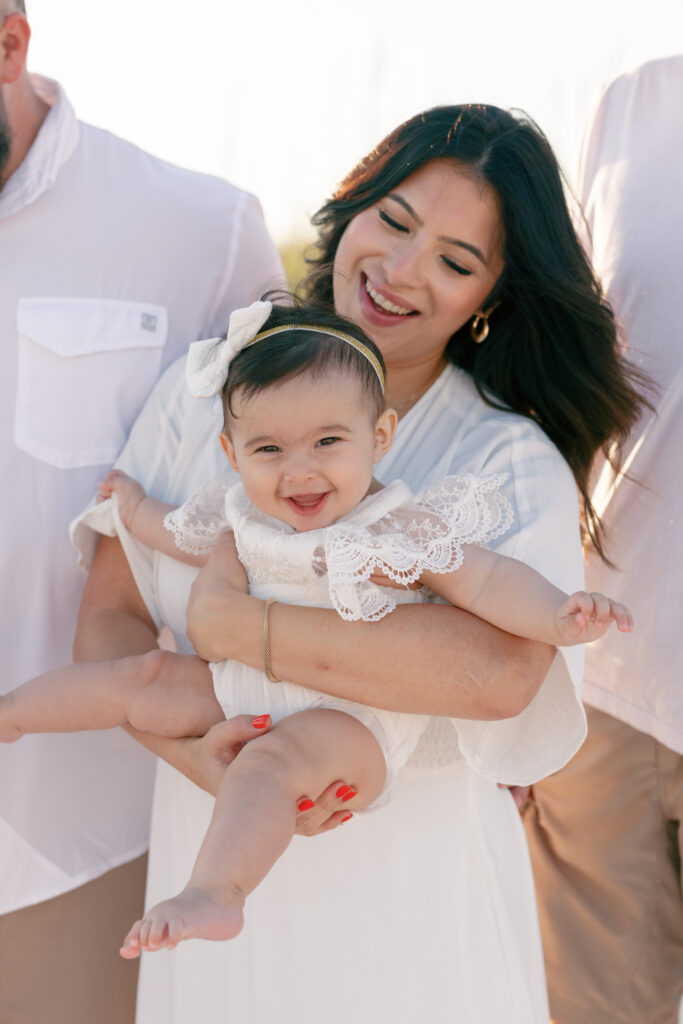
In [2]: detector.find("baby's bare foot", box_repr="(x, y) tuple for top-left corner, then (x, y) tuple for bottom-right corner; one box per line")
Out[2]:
(119, 884), (245, 958)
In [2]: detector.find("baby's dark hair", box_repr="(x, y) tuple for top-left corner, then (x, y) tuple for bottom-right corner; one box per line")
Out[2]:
(222, 296), (386, 428)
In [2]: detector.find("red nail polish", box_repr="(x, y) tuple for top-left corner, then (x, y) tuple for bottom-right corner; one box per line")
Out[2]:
(335, 785), (353, 799)
(340, 813), (353, 823)
(298, 799), (315, 812)
(252, 715), (270, 729)
(342, 789), (357, 803)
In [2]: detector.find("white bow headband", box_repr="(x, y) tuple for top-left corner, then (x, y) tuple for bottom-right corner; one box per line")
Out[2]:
(185, 299), (385, 399)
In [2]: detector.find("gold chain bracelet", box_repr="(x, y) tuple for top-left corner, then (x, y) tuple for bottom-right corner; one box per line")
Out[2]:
(263, 598), (281, 683)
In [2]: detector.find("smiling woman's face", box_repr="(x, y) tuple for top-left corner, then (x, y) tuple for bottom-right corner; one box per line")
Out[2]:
(333, 159), (504, 379)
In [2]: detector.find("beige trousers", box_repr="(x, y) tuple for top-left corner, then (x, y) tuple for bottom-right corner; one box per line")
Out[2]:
(0, 853), (147, 1024)
(525, 706), (683, 1024)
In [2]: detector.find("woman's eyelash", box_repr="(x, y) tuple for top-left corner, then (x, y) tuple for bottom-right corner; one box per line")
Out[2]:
(442, 256), (472, 277)
(379, 209), (408, 232)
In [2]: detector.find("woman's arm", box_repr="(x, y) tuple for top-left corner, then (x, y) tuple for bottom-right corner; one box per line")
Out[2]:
(187, 533), (556, 721)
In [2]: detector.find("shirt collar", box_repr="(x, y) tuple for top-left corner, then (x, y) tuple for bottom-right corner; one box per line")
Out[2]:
(0, 75), (80, 221)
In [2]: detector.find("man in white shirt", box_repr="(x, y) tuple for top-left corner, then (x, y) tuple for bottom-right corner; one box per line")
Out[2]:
(524, 57), (683, 1024)
(0, 4), (282, 1021)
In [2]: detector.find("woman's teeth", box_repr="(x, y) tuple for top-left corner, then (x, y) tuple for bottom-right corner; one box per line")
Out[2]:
(365, 279), (413, 316)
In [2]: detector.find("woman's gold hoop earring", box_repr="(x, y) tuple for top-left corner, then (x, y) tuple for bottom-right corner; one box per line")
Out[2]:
(470, 315), (489, 344)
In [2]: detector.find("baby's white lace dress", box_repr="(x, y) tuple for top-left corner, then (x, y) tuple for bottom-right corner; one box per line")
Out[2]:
(165, 474), (513, 806)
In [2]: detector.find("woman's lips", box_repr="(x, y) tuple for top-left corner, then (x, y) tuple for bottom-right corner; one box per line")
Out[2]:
(284, 493), (330, 517)
(359, 273), (418, 326)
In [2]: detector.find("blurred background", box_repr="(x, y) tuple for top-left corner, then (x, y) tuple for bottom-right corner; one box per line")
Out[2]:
(26, 0), (683, 281)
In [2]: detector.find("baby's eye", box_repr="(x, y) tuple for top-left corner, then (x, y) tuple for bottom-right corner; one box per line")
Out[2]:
(441, 255), (472, 276)
(379, 208), (408, 233)
(317, 436), (339, 447)
(257, 444), (281, 453)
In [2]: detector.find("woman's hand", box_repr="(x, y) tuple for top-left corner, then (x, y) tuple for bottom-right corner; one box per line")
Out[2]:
(182, 720), (356, 834)
(150, 714), (273, 796)
(294, 781), (358, 835)
(187, 531), (249, 659)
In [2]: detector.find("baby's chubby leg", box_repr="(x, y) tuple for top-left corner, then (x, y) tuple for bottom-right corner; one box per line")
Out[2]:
(0, 650), (222, 742)
(120, 708), (386, 956)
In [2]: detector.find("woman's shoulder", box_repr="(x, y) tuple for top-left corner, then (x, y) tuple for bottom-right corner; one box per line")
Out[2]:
(426, 365), (575, 488)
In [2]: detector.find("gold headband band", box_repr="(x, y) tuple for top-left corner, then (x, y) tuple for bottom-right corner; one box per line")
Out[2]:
(244, 324), (385, 393)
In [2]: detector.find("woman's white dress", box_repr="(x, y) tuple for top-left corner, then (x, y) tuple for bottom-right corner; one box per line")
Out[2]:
(163, 474), (513, 805)
(73, 359), (587, 1024)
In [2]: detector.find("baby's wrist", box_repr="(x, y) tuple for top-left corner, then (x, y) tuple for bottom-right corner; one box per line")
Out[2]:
(125, 493), (148, 534)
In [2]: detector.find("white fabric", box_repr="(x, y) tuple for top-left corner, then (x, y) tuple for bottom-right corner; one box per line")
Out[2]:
(166, 474), (511, 802)
(185, 299), (273, 398)
(576, 56), (683, 754)
(0, 75), (283, 914)
(73, 356), (586, 1023)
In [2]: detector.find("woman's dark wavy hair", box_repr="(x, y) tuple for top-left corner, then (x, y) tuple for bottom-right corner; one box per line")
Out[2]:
(302, 104), (652, 560)
(222, 297), (386, 425)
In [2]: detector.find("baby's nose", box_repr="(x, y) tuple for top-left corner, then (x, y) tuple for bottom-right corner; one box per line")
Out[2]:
(284, 454), (316, 481)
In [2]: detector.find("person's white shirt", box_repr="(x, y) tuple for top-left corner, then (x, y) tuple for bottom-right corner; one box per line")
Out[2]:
(577, 56), (683, 754)
(0, 75), (283, 914)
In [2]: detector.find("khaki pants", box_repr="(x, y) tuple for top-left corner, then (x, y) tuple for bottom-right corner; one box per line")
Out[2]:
(525, 706), (683, 1024)
(0, 854), (147, 1024)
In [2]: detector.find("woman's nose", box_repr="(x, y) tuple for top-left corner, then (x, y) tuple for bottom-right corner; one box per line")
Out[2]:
(382, 240), (423, 288)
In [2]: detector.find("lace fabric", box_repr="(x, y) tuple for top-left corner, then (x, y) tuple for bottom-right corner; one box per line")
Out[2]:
(163, 476), (234, 556)
(317, 474), (513, 621)
(164, 473), (513, 619)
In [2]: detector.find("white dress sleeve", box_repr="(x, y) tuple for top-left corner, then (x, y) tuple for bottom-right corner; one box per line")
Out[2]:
(319, 474), (513, 622)
(163, 477), (233, 556)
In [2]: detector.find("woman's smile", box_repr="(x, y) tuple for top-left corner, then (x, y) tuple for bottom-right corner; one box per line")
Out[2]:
(362, 273), (419, 320)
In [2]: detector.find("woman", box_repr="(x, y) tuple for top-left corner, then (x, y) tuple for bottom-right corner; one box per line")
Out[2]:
(73, 105), (645, 1023)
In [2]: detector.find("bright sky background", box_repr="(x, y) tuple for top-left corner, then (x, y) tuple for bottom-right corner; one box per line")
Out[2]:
(26, 0), (683, 244)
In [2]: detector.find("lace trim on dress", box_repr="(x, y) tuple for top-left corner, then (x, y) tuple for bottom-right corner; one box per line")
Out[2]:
(163, 477), (233, 556)
(316, 474), (513, 622)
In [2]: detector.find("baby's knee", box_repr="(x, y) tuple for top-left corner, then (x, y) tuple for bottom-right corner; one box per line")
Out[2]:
(122, 648), (176, 720)
(232, 726), (306, 784)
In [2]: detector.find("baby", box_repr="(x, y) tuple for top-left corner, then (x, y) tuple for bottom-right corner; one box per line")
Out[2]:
(0, 299), (632, 957)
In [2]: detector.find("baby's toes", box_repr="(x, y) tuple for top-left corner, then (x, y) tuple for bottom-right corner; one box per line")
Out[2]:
(147, 915), (171, 950)
(166, 918), (184, 950)
(119, 921), (143, 959)
(138, 917), (157, 950)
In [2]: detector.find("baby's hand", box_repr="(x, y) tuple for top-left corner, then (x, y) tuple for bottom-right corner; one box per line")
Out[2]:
(556, 590), (633, 645)
(97, 469), (147, 530)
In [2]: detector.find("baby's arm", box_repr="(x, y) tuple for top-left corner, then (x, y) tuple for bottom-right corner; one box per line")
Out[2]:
(98, 470), (207, 568)
(421, 546), (632, 646)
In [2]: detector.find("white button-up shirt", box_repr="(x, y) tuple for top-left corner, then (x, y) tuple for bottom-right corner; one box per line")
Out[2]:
(578, 56), (683, 754)
(0, 76), (283, 913)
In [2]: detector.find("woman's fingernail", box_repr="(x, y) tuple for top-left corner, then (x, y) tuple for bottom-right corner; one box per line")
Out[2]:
(340, 813), (353, 823)
(298, 799), (315, 812)
(342, 789), (357, 802)
(252, 715), (270, 729)
(335, 785), (353, 799)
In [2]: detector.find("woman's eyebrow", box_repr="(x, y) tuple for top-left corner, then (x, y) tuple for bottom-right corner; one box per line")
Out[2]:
(386, 192), (488, 266)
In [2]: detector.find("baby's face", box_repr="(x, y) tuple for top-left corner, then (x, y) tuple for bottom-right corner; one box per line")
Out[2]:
(220, 370), (395, 532)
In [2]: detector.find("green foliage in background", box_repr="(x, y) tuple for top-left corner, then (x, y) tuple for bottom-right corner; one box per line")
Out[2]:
(278, 237), (313, 292)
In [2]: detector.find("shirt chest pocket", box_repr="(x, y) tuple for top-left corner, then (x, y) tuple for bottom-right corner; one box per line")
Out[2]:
(15, 297), (168, 468)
